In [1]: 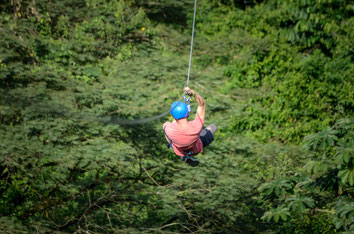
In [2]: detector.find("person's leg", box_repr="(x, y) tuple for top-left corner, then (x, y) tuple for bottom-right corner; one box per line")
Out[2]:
(205, 124), (217, 136)
(200, 124), (217, 148)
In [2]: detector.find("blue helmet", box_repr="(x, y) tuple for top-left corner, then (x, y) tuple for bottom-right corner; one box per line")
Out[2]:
(170, 101), (188, 120)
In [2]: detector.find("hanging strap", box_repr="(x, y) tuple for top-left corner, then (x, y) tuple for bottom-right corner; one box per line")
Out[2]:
(163, 127), (173, 148)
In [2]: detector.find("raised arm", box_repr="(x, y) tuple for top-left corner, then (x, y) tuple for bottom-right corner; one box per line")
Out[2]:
(183, 87), (206, 121)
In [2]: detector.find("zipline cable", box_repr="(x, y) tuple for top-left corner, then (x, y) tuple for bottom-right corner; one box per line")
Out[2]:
(105, 0), (197, 125)
(186, 0), (197, 87)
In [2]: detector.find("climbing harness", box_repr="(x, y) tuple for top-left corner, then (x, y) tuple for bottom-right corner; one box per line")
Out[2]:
(106, 0), (198, 125)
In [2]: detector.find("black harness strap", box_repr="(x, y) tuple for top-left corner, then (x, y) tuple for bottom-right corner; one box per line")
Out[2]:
(163, 127), (173, 149)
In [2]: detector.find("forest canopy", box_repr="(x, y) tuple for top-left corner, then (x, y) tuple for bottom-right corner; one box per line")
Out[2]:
(0, 0), (353, 233)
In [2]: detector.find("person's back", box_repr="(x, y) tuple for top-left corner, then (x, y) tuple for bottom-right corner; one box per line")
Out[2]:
(164, 114), (204, 156)
(163, 87), (217, 166)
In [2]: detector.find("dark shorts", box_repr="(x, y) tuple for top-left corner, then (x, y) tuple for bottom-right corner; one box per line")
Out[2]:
(200, 128), (214, 148)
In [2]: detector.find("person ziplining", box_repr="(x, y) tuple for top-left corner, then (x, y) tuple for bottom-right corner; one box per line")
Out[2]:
(160, 0), (218, 167)
(163, 87), (217, 167)
(106, 0), (218, 167)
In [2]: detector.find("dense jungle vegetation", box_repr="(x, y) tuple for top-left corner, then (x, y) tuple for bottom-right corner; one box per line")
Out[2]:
(0, 0), (353, 233)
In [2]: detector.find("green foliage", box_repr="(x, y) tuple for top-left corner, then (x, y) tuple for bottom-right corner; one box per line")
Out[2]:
(286, 193), (315, 212)
(0, 0), (353, 233)
(334, 199), (354, 231)
(259, 179), (293, 196)
(262, 205), (290, 223)
(197, 0), (354, 142)
(259, 119), (353, 232)
(304, 127), (339, 151)
(276, 0), (353, 50)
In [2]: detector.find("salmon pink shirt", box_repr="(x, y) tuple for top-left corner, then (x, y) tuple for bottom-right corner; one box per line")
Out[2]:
(164, 115), (204, 156)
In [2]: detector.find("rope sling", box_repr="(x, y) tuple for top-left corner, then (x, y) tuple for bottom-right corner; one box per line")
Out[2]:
(107, 0), (197, 125)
